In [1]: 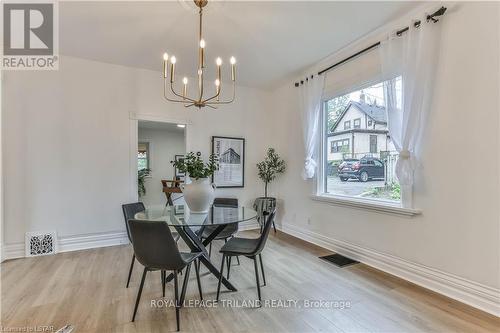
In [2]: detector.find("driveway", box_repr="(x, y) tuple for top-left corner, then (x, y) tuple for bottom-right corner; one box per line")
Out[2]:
(326, 176), (385, 197)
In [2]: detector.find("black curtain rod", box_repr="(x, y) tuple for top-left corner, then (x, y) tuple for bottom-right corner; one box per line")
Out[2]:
(294, 6), (447, 87)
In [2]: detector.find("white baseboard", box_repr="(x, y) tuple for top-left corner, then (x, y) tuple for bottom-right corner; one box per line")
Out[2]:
(279, 223), (500, 317)
(2, 231), (129, 261)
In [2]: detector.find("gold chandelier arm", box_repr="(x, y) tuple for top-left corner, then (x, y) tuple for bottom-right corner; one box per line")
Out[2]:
(201, 86), (222, 104)
(170, 80), (197, 103)
(205, 81), (236, 105)
(163, 79), (188, 103)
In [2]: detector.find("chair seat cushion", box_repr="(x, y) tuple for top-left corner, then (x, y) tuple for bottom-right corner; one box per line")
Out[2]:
(220, 237), (259, 256)
(200, 223), (238, 240)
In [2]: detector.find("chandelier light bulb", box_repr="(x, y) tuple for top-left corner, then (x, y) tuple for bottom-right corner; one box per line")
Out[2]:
(216, 57), (222, 66)
(170, 56), (177, 64)
(215, 79), (220, 87)
(183, 77), (188, 85)
(163, 53), (169, 61)
(199, 39), (206, 48)
(230, 56), (236, 65)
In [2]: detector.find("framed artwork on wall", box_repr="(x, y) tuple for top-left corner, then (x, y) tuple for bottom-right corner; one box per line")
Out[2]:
(211, 136), (245, 188)
(174, 154), (185, 179)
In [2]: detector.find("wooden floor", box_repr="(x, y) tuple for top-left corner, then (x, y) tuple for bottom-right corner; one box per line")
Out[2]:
(1, 231), (499, 332)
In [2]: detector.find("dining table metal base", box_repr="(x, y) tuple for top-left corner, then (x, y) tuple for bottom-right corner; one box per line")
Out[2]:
(164, 223), (237, 306)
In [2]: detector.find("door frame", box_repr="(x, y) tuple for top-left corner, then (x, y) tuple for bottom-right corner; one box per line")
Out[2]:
(129, 112), (189, 202)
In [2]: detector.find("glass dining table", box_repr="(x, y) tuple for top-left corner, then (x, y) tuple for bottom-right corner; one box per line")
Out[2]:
(134, 204), (258, 293)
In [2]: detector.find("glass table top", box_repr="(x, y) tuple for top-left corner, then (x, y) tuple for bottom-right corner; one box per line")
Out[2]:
(134, 204), (258, 227)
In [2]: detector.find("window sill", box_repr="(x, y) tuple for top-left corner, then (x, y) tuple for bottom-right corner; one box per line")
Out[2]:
(310, 194), (421, 217)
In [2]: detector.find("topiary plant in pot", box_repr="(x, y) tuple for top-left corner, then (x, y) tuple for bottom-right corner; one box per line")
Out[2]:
(255, 148), (286, 232)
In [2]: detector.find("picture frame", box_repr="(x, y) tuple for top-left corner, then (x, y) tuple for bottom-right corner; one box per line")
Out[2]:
(211, 136), (245, 188)
(174, 154), (185, 179)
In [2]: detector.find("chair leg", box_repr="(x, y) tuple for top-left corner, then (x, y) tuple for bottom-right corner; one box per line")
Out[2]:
(161, 270), (166, 297)
(194, 259), (203, 300)
(173, 270), (180, 332)
(236, 256), (240, 265)
(180, 263), (192, 308)
(132, 267), (147, 322)
(126, 254), (135, 288)
(259, 254), (266, 286)
(272, 219), (277, 233)
(253, 257), (261, 304)
(227, 256), (232, 279)
(209, 242), (212, 258)
(216, 254), (226, 301)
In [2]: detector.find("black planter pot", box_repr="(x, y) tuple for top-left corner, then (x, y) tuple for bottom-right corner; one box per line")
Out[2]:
(253, 197), (277, 233)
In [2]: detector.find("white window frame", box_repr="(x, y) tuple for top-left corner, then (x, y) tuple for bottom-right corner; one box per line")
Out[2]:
(316, 81), (420, 217)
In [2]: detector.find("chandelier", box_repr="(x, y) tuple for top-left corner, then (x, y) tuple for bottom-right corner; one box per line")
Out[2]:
(162, 0), (236, 109)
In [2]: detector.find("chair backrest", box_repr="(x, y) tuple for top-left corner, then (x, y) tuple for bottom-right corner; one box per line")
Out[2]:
(122, 202), (145, 242)
(213, 197), (238, 207)
(253, 209), (276, 255)
(127, 219), (185, 271)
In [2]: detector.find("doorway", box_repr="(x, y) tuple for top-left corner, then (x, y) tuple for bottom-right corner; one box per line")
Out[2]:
(136, 120), (186, 206)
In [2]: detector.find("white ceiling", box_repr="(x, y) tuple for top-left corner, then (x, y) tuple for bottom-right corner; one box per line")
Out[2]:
(60, 1), (420, 89)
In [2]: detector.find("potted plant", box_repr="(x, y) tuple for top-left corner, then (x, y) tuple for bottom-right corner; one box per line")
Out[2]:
(255, 148), (285, 231)
(171, 152), (219, 213)
(138, 168), (151, 198)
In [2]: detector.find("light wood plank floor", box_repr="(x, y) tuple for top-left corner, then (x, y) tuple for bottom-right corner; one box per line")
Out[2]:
(1, 231), (499, 332)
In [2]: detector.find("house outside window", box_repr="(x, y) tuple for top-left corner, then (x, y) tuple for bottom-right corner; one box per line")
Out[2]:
(138, 142), (150, 170)
(322, 77), (402, 204)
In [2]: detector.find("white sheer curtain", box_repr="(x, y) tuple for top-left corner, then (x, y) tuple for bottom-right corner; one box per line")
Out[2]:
(299, 75), (325, 179)
(380, 16), (443, 207)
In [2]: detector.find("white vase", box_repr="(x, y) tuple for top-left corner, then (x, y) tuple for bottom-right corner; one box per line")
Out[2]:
(180, 177), (216, 213)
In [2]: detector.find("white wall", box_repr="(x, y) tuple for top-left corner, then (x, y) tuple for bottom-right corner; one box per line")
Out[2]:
(137, 127), (185, 206)
(271, 2), (499, 312)
(2, 56), (273, 246)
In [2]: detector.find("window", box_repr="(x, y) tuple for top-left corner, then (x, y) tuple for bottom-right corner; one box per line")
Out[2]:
(344, 120), (351, 130)
(331, 139), (350, 153)
(138, 142), (150, 170)
(322, 77), (402, 204)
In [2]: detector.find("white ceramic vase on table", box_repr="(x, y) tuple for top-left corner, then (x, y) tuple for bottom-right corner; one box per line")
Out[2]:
(180, 177), (216, 213)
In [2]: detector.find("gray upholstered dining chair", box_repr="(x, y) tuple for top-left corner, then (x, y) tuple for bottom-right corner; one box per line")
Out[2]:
(216, 209), (276, 303)
(198, 198), (240, 266)
(122, 202), (180, 288)
(122, 202), (146, 288)
(128, 219), (203, 331)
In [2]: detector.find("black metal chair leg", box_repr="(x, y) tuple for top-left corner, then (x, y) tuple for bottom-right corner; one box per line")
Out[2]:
(259, 254), (266, 286)
(174, 270), (180, 331)
(209, 242), (212, 258)
(272, 219), (276, 233)
(253, 257), (261, 304)
(162, 270), (166, 297)
(180, 263), (192, 307)
(132, 267), (147, 322)
(126, 254), (135, 288)
(227, 256), (232, 279)
(194, 259), (203, 300)
(216, 254), (226, 301)
(236, 256), (240, 265)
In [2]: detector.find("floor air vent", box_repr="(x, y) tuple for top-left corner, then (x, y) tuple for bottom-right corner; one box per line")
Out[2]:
(320, 253), (359, 267)
(25, 231), (57, 257)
